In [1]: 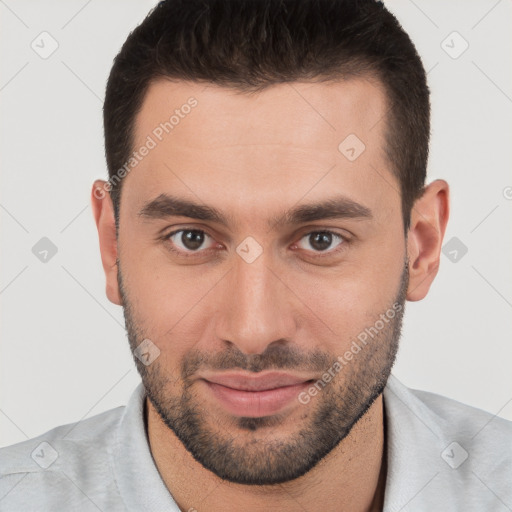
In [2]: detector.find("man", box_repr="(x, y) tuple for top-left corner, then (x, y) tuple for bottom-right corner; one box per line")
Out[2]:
(1, 0), (511, 510)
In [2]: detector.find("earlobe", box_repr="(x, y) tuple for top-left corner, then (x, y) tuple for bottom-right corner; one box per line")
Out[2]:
(406, 179), (450, 302)
(91, 180), (123, 306)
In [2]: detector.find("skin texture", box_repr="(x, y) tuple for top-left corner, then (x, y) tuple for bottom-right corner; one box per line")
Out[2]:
(92, 78), (449, 512)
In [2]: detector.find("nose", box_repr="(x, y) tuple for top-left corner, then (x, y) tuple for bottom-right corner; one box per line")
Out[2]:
(214, 246), (298, 355)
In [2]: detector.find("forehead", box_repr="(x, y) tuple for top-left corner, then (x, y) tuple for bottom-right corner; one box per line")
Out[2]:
(123, 77), (397, 226)
(134, 77), (388, 149)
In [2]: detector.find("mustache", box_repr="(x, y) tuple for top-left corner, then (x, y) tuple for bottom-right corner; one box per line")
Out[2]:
(181, 343), (333, 379)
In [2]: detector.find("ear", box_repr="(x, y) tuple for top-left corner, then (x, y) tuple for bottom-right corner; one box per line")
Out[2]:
(406, 179), (450, 301)
(91, 180), (122, 306)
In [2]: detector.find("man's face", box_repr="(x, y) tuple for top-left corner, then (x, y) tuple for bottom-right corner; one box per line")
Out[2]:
(116, 78), (408, 484)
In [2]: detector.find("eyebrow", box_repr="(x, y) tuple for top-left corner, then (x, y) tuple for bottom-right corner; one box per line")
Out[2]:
(137, 193), (372, 228)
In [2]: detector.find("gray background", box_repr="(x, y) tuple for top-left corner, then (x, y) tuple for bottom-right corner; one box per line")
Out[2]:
(1, 0), (511, 448)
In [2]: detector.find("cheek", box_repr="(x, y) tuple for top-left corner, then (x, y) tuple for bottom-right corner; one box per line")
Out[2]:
(290, 253), (404, 350)
(122, 259), (219, 355)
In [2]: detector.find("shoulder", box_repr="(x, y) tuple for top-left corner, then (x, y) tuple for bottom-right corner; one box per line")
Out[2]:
(382, 375), (512, 510)
(384, 373), (512, 442)
(407, 382), (512, 473)
(0, 405), (126, 510)
(0, 405), (124, 474)
(406, 380), (512, 444)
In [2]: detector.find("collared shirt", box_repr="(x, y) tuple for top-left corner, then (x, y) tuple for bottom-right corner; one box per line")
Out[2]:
(1, 374), (511, 511)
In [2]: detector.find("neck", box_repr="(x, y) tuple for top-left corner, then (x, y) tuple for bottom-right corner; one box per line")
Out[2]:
(147, 394), (386, 512)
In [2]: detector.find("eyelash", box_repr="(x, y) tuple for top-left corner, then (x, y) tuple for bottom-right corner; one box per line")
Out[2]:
(161, 228), (350, 260)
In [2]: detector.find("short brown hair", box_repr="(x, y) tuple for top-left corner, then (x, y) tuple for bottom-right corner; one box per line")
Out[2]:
(104, 0), (429, 231)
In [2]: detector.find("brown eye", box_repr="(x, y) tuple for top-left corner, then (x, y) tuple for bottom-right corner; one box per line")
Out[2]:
(166, 229), (214, 254)
(295, 231), (345, 254)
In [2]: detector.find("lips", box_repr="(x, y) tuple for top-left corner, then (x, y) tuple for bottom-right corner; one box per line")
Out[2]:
(202, 371), (312, 391)
(198, 371), (314, 417)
